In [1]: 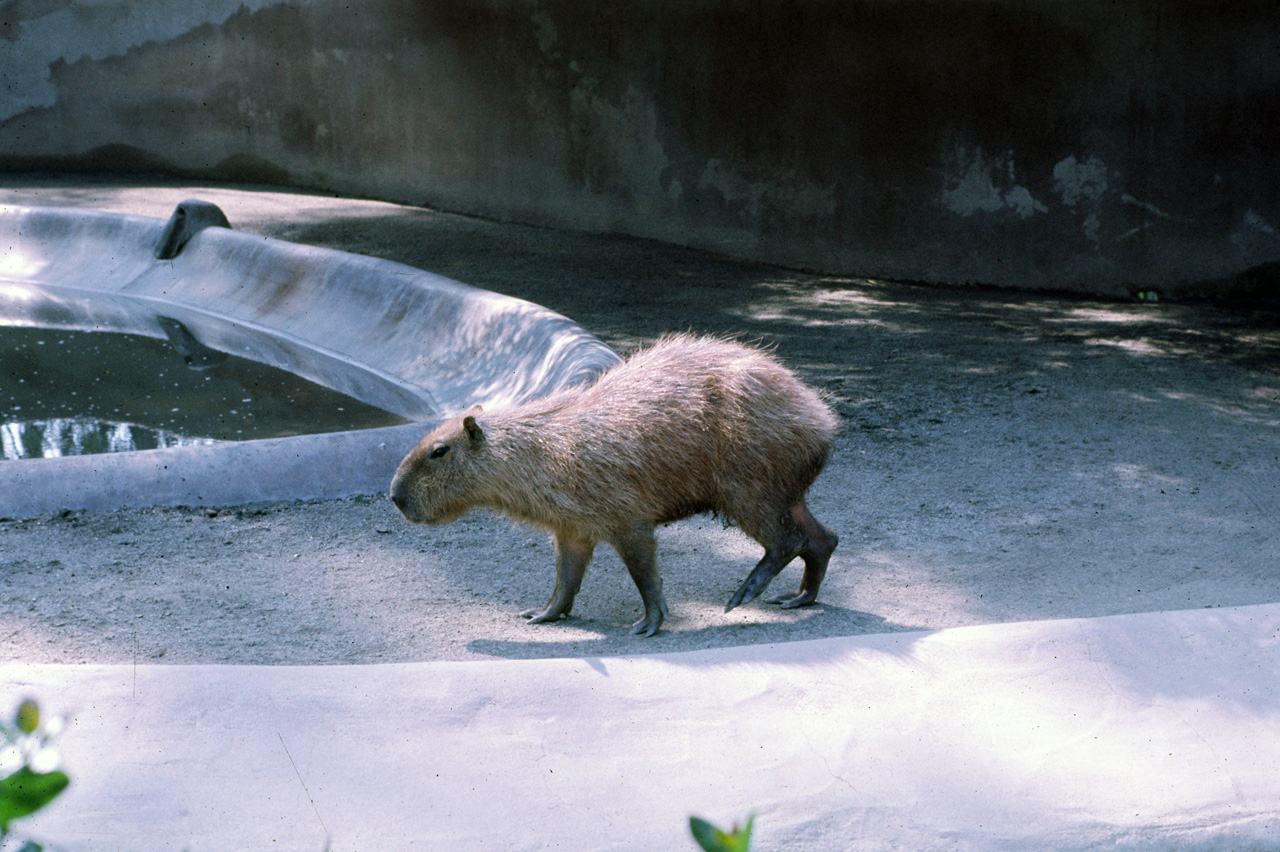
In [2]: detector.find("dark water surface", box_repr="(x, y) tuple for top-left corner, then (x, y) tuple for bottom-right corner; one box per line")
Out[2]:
(1, 326), (411, 460)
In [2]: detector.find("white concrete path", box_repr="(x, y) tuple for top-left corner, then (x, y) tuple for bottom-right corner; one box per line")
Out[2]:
(4, 604), (1278, 852)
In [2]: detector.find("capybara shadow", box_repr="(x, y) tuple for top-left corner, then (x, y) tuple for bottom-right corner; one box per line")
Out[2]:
(390, 334), (838, 636)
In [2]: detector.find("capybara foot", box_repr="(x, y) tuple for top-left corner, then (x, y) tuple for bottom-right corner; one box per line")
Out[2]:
(629, 599), (669, 637)
(724, 579), (760, 613)
(725, 531), (805, 612)
(520, 606), (567, 624)
(630, 613), (663, 637)
(765, 590), (819, 608)
(760, 503), (836, 610)
(725, 568), (782, 611)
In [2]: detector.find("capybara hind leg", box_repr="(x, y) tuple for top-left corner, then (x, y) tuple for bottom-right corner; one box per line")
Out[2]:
(613, 524), (669, 637)
(766, 500), (838, 608)
(724, 514), (806, 612)
(522, 533), (595, 623)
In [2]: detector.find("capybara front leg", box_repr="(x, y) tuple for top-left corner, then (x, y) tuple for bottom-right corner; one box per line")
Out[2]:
(614, 524), (669, 637)
(725, 515), (806, 612)
(766, 500), (838, 608)
(521, 533), (595, 624)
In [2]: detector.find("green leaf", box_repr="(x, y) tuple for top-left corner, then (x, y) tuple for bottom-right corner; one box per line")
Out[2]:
(0, 768), (70, 834)
(689, 817), (727, 852)
(733, 814), (754, 851)
(689, 814), (754, 852)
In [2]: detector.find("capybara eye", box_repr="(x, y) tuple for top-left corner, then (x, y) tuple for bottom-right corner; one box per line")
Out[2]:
(428, 444), (450, 459)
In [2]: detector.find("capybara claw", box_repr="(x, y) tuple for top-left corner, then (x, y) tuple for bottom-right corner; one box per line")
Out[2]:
(724, 579), (761, 612)
(521, 607), (564, 623)
(630, 616), (662, 637)
(765, 590), (818, 609)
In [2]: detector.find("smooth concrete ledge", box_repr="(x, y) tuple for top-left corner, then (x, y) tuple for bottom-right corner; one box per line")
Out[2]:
(0, 203), (621, 517)
(3, 603), (1278, 851)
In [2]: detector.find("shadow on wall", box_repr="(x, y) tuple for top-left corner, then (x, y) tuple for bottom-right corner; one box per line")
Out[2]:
(1, 1), (1279, 293)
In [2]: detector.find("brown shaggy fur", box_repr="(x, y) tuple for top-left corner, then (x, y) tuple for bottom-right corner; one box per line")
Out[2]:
(389, 334), (839, 636)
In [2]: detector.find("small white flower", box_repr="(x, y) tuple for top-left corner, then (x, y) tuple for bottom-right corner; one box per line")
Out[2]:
(28, 746), (60, 774)
(0, 744), (21, 775)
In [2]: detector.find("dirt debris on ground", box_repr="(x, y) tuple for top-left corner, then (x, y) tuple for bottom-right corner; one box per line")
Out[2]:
(2, 175), (1278, 664)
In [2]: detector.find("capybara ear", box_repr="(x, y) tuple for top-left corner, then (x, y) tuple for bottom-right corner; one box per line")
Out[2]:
(463, 415), (485, 445)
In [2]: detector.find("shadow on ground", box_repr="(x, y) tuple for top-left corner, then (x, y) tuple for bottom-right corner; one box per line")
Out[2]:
(1, 176), (1278, 664)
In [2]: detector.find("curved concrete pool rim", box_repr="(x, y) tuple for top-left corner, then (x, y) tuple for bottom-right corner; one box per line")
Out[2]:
(0, 202), (621, 518)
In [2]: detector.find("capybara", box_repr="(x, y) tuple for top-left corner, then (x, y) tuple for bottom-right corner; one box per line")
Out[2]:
(389, 334), (839, 636)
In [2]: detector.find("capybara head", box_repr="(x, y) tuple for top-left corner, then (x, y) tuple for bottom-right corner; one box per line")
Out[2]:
(389, 406), (486, 525)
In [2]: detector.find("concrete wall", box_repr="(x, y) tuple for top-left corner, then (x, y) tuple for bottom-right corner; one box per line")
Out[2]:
(2, 1), (1278, 297)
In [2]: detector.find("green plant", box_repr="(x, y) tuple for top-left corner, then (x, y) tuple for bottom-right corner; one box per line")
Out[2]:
(0, 700), (69, 850)
(689, 813), (754, 852)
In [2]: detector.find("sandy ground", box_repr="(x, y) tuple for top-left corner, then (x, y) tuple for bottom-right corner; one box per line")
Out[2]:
(2, 175), (1278, 665)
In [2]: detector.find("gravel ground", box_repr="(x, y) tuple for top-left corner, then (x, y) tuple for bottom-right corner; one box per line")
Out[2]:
(2, 175), (1279, 664)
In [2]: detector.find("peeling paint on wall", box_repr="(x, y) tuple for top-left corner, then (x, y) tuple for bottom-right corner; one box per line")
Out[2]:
(698, 158), (836, 227)
(1052, 155), (1108, 206)
(0, 0), (287, 121)
(1003, 186), (1048, 220)
(1231, 209), (1280, 251)
(1121, 194), (1175, 221)
(530, 9), (560, 58)
(1052, 155), (1109, 244)
(940, 147), (1047, 220)
(1243, 210), (1278, 237)
(568, 82), (677, 216)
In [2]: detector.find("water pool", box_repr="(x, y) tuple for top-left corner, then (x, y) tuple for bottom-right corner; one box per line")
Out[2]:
(1, 325), (409, 460)
(0, 199), (620, 515)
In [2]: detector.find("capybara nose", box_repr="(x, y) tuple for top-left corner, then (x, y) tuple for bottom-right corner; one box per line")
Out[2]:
(389, 478), (411, 514)
(389, 477), (425, 523)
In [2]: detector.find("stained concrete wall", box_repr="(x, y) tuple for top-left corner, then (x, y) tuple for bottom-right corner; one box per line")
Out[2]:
(2, 1), (1278, 297)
